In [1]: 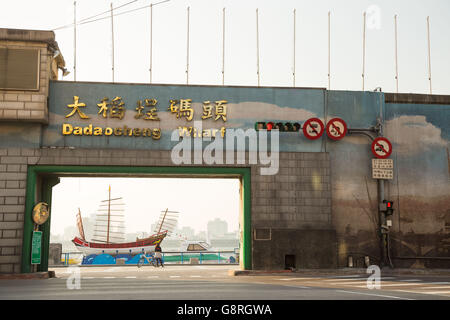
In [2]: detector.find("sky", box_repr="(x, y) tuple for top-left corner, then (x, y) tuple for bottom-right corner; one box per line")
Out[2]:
(1, 0), (450, 94)
(51, 177), (240, 235)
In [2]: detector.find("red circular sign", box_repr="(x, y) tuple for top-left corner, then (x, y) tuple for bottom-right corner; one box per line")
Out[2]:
(302, 118), (324, 140)
(371, 137), (393, 159)
(326, 118), (347, 140)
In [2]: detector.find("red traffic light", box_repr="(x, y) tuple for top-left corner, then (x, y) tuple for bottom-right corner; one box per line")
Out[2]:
(254, 122), (301, 132)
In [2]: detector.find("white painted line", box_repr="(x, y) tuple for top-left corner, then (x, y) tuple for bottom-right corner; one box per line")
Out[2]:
(377, 283), (423, 287)
(420, 286), (450, 290)
(103, 276), (115, 279)
(125, 276), (136, 279)
(190, 275), (201, 278)
(324, 278), (366, 282)
(419, 291), (450, 295)
(329, 281), (370, 285)
(170, 276), (181, 278)
(398, 279), (421, 282)
(336, 290), (415, 300)
(148, 276), (159, 278)
(395, 289), (450, 296)
(283, 285), (311, 289)
(279, 278), (319, 281)
(428, 282), (450, 285)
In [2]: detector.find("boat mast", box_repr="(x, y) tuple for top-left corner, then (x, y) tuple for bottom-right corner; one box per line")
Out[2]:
(158, 208), (168, 234)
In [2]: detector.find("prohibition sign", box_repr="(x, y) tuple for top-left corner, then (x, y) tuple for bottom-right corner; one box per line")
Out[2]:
(303, 118), (324, 140)
(371, 137), (393, 159)
(326, 118), (347, 140)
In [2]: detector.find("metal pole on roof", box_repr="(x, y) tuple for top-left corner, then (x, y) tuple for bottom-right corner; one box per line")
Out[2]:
(328, 11), (331, 90)
(149, 3), (153, 83)
(222, 7), (225, 86)
(73, 1), (77, 81)
(293, 9), (296, 87)
(362, 11), (366, 91)
(394, 14), (399, 93)
(256, 8), (260, 87)
(426, 16), (432, 94)
(186, 6), (190, 85)
(110, 2), (115, 83)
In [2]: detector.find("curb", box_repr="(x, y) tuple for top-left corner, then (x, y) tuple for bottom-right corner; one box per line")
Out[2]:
(0, 271), (56, 280)
(228, 268), (450, 277)
(229, 270), (294, 276)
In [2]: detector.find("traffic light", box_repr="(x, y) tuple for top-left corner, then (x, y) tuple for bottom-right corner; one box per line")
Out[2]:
(255, 122), (301, 132)
(381, 200), (394, 216)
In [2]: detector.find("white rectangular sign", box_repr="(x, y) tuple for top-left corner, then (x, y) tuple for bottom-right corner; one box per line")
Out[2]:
(372, 159), (394, 169)
(372, 168), (393, 180)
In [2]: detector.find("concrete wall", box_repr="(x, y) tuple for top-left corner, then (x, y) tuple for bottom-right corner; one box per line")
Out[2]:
(0, 29), (56, 124)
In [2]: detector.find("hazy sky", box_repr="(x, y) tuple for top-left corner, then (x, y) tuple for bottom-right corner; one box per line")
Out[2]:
(51, 177), (240, 235)
(1, 0), (449, 94)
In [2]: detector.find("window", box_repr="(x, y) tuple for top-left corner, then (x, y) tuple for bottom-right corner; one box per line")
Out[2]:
(0, 48), (40, 90)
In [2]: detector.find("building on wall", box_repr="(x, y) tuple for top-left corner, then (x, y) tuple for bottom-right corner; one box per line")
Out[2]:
(0, 29), (449, 274)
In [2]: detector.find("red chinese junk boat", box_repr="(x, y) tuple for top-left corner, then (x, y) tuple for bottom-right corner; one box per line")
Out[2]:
(72, 186), (178, 256)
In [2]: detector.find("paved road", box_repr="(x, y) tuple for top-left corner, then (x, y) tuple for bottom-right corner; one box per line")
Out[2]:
(0, 266), (449, 300)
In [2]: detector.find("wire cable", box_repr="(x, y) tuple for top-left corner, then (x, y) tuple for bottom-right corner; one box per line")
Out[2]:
(53, 0), (169, 31)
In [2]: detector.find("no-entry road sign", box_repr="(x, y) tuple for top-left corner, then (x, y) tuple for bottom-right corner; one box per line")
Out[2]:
(371, 137), (393, 159)
(303, 118), (324, 140)
(326, 118), (347, 140)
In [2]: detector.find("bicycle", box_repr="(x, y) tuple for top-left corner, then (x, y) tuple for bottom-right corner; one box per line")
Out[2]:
(137, 253), (163, 268)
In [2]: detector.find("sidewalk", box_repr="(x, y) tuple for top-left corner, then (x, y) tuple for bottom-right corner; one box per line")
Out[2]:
(0, 271), (55, 280)
(229, 268), (450, 277)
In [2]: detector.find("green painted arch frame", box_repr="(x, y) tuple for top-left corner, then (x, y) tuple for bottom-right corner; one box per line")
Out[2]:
(21, 165), (251, 273)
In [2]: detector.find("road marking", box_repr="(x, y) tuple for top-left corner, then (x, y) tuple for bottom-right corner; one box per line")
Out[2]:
(125, 276), (136, 279)
(279, 278), (319, 281)
(103, 276), (115, 279)
(335, 290), (414, 300)
(147, 276), (159, 278)
(428, 282), (450, 285)
(324, 278), (366, 282)
(283, 285), (311, 289)
(190, 275), (201, 278)
(395, 289), (450, 296)
(329, 281), (370, 285)
(398, 279), (421, 282)
(329, 275), (362, 278)
(354, 283), (424, 288)
(377, 283), (424, 287)
(170, 276), (181, 278)
(83, 277), (95, 279)
(420, 286), (450, 290)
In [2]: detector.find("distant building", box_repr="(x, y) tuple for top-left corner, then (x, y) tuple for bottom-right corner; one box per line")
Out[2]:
(179, 226), (195, 239)
(207, 218), (228, 239)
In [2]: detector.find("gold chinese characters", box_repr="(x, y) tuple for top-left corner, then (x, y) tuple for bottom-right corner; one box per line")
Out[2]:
(65, 96), (228, 123)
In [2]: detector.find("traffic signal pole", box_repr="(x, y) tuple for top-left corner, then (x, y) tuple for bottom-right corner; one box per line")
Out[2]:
(348, 117), (392, 269)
